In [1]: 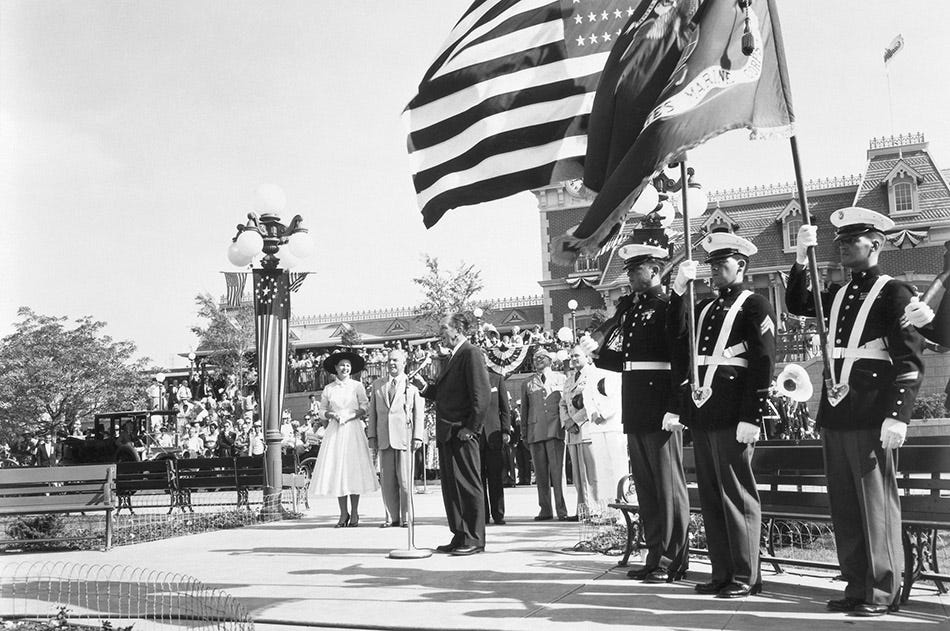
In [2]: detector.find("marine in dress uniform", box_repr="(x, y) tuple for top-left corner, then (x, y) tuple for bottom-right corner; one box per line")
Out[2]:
(786, 208), (925, 616)
(480, 369), (512, 525)
(595, 227), (690, 583)
(670, 231), (776, 598)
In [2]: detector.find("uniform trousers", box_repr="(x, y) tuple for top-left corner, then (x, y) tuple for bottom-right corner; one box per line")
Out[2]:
(437, 436), (485, 547)
(692, 427), (761, 586)
(567, 441), (597, 509)
(529, 438), (568, 518)
(378, 447), (412, 524)
(627, 430), (690, 572)
(822, 427), (902, 605)
(480, 442), (507, 523)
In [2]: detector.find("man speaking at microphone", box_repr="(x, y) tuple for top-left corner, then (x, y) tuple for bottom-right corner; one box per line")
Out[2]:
(413, 312), (491, 556)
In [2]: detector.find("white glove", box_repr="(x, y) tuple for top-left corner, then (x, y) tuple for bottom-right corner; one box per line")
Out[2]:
(673, 260), (698, 296)
(880, 418), (907, 450)
(735, 421), (760, 444)
(661, 412), (684, 432)
(795, 224), (818, 265)
(902, 297), (935, 328)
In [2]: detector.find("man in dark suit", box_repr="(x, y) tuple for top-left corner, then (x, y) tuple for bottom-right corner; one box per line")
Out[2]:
(670, 231), (775, 599)
(413, 312), (491, 556)
(787, 208), (925, 616)
(480, 369), (511, 525)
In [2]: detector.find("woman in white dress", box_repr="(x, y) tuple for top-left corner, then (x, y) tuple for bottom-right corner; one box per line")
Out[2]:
(308, 351), (379, 527)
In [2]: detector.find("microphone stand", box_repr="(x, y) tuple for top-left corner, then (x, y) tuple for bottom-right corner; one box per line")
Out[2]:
(389, 372), (432, 559)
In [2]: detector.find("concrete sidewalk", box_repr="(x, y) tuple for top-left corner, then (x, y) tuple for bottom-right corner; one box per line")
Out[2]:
(2, 484), (947, 630)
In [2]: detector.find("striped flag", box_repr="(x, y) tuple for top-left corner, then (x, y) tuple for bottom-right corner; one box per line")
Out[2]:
(883, 34), (904, 65)
(224, 272), (248, 307)
(288, 272), (309, 293)
(405, 0), (646, 228)
(253, 269), (290, 485)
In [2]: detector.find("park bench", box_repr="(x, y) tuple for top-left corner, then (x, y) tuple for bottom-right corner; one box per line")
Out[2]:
(609, 437), (949, 603)
(115, 459), (177, 515)
(0, 464), (116, 550)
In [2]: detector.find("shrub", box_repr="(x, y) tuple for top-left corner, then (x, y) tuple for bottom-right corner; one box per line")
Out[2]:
(5, 514), (67, 548)
(913, 393), (948, 419)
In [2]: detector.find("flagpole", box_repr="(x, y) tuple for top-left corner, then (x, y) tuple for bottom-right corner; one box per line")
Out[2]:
(679, 160), (701, 394)
(767, 0), (837, 388)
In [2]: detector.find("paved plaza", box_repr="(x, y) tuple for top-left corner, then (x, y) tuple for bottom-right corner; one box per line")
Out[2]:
(3, 484), (948, 631)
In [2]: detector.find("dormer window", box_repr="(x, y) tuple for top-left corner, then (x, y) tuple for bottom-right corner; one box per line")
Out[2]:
(884, 160), (923, 216)
(574, 253), (599, 273)
(774, 199), (802, 253)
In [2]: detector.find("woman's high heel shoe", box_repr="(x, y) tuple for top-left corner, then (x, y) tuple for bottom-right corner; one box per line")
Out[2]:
(335, 514), (350, 528)
(347, 514), (359, 527)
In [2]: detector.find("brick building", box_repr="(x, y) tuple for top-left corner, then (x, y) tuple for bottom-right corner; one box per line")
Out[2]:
(535, 133), (950, 327)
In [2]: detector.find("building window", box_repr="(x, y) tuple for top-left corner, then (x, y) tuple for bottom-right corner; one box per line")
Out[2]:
(893, 181), (913, 213)
(574, 254), (599, 273)
(785, 216), (802, 249)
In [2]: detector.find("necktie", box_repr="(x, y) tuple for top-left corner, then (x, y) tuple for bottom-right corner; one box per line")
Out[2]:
(540, 373), (546, 384)
(388, 378), (396, 404)
(575, 370), (582, 382)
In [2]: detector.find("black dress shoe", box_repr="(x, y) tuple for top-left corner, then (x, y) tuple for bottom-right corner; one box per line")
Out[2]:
(450, 545), (485, 556)
(558, 515), (579, 522)
(626, 566), (658, 580)
(716, 582), (762, 598)
(533, 514), (553, 521)
(643, 567), (687, 583)
(435, 542), (460, 553)
(826, 597), (862, 612)
(851, 602), (897, 617)
(494, 519), (506, 525)
(694, 580), (730, 595)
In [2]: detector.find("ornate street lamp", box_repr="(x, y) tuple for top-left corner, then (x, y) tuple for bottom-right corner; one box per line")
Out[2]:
(567, 299), (578, 343)
(227, 185), (314, 515)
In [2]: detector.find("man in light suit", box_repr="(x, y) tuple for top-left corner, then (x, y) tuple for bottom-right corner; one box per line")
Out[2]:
(521, 348), (569, 521)
(413, 312), (491, 556)
(368, 349), (425, 528)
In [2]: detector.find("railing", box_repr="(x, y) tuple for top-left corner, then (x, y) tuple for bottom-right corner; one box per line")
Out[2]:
(776, 331), (820, 364)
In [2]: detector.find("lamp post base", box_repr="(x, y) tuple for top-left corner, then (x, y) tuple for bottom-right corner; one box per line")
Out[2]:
(388, 547), (432, 559)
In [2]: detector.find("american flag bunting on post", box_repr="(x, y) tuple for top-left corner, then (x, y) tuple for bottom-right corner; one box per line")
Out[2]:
(253, 269), (290, 472)
(405, 0), (649, 228)
(224, 272), (248, 307)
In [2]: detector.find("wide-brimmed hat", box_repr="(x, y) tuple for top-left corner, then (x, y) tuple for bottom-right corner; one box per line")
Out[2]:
(323, 350), (366, 375)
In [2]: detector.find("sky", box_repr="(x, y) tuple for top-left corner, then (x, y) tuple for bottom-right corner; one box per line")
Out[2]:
(2, 1), (949, 369)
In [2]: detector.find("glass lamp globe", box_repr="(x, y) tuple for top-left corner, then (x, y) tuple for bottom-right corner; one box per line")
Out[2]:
(277, 245), (299, 269)
(631, 183), (660, 214)
(557, 326), (574, 343)
(255, 184), (287, 217)
(286, 231), (314, 259)
(235, 230), (264, 257)
(472, 307), (483, 319)
(567, 299), (579, 311)
(686, 185), (709, 216)
(227, 242), (253, 267)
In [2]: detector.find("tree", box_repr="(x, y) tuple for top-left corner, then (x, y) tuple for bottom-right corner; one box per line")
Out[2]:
(412, 255), (484, 334)
(191, 294), (255, 389)
(0, 308), (149, 442)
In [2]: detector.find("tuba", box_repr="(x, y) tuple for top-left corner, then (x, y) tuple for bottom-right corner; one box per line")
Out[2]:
(775, 363), (813, 402)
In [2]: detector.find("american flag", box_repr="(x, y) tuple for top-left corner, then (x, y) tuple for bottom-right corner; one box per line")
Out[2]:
(405, 0), (648, 228)
(224, 272), (248, 307)
(253, 269), (290, 479)
(288, 272), (309, 293)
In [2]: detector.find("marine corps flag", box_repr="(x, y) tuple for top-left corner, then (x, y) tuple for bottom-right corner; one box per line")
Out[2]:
(559, 0), (795, 257)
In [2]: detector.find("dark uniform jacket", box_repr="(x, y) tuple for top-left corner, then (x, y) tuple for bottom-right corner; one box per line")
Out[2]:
(481, 371), (512, 450)
(785, 263), (924, 429)
(421, 341), (491, 442)
(669, 284), (776, 429)
(595, 286), (685, 433)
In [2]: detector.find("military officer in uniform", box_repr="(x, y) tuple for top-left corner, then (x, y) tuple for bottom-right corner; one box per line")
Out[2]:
(787, 208), (924, 616)
(595, 227), (690, 583)
(671, 231), (775, 598)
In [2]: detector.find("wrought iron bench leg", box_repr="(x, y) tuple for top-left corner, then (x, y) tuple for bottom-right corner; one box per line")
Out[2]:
(616, 508), (637, 567)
